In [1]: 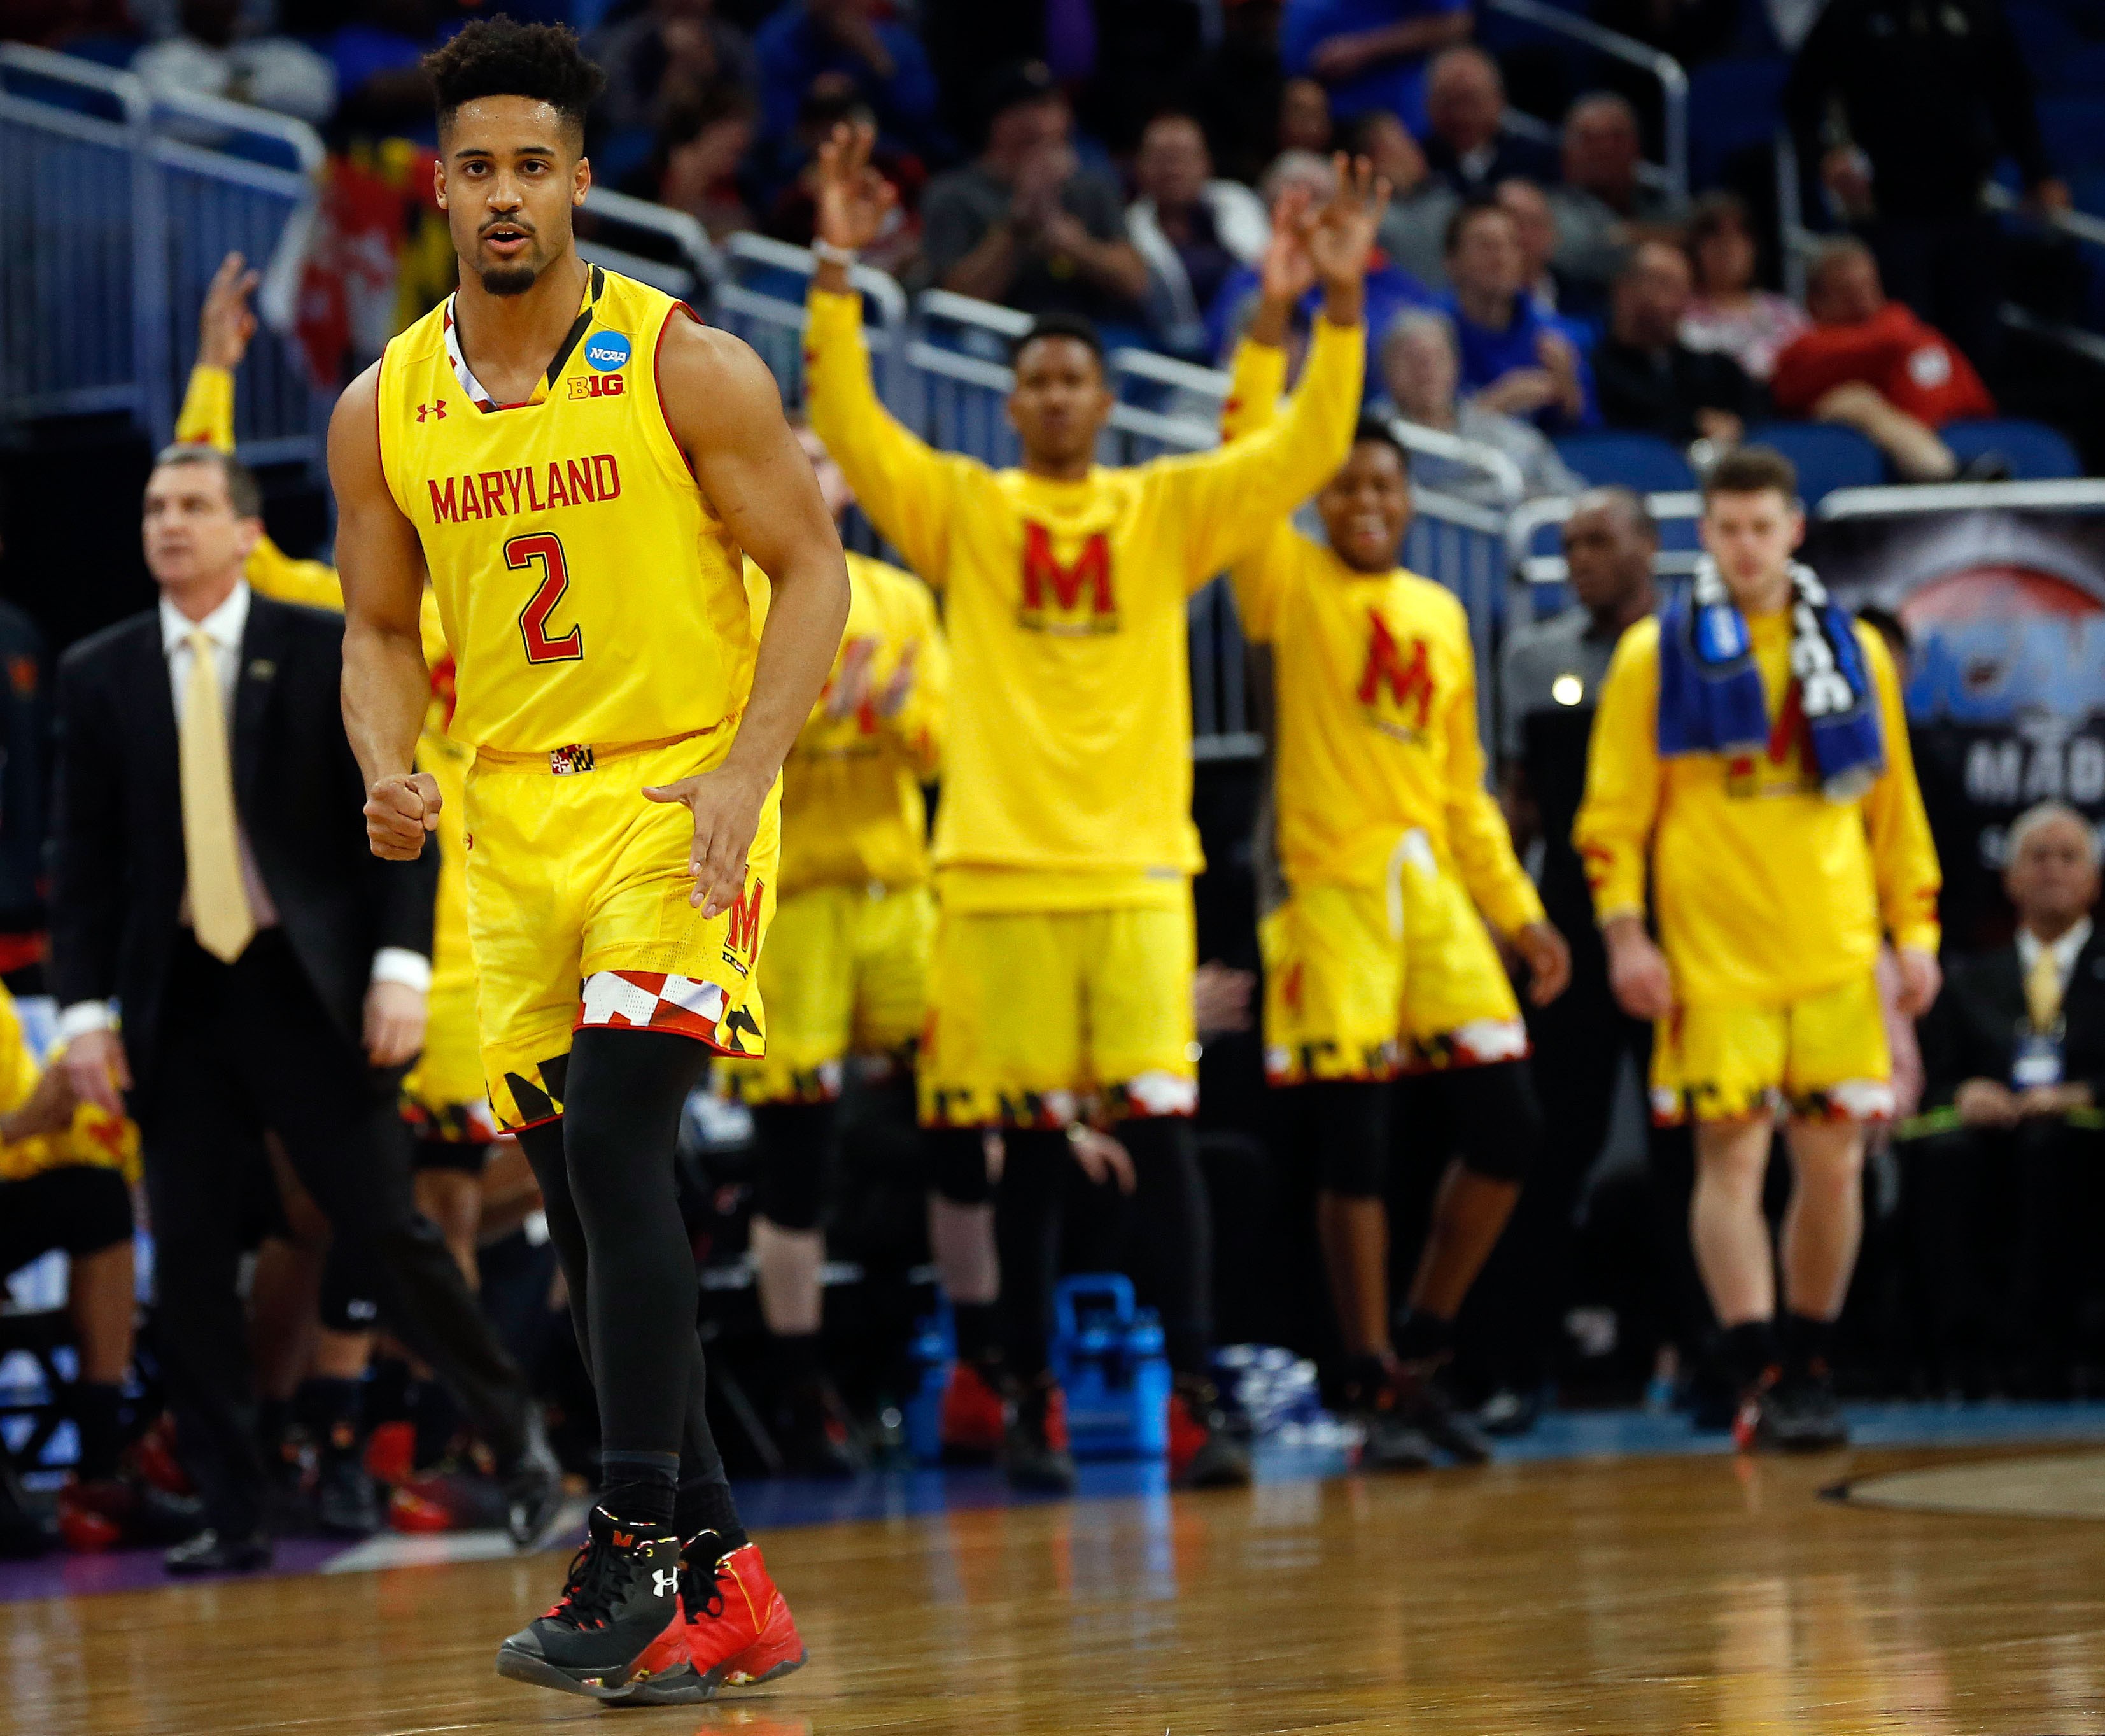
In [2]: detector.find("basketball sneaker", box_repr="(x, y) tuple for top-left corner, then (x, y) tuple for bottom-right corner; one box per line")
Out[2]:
(1341, 1358), (1435, 1472)
(1736, 1363), (1848, 1453)
(775, 1375), (867, 1479)
(601, 1537), (808, 1705)
(1167, 1377), (1252, 1488)
(938, 1359), (1007, 1460)
(1003, 1376), (1078, 1494)
(1386, 1364), (1492, 1466)
(495, 1506), (682, 1698)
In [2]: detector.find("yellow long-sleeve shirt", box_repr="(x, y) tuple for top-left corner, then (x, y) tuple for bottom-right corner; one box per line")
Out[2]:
(803, 288), (1363, 908)
(1222, 339), (1542, 935)
(175, 363), (345, 610)
(1574, 611), (1941, 1007)
(0, 982), (140, 1185)
(747, 550), (947, 898)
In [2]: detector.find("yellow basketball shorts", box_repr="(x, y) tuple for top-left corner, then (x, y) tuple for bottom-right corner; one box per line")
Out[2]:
(1261, 854), (1526, 1087)
(917, 894), (1197, 1129)
(463, 733), (779, 1131)
(400, 966), (495, 1142)
(1650, 971), (1892, 1126)
(717, 881), (934, 1104)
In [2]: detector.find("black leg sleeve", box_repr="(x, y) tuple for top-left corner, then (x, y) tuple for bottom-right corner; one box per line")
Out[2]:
(750, 1099), (837, 1232)
(994, 1128), (1071, 1380)
(1118, 1116), (1213, 1378)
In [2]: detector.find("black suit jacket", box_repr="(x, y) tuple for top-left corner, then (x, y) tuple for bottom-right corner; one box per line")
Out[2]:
(48, 592), (438, 1089)
(1918, 928), (2105, 1110)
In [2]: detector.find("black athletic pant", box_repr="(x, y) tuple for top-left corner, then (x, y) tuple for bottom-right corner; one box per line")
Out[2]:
(514, 1028), (727, 1483)
(139, 933), (535, 1539)
(982, 1117), (1213, 1381)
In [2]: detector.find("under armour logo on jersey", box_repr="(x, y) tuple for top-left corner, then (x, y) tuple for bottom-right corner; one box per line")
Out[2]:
(652, 1569), (679, 1597)
(416, 400), (448, 422)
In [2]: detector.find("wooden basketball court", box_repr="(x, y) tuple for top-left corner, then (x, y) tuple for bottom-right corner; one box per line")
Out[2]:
(8, 1446), (2105, 1735)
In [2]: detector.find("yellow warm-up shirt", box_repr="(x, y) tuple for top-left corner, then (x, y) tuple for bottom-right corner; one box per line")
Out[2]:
(803, 287), (1363, 909)
(1574, 612), (1941, 1007)
(746, 550), (945, 898)
(1223, 339), (1542, 935)
(176, 363), (345, 609)
(0, 983), (139, 1185)
(376, 265), (756, 754)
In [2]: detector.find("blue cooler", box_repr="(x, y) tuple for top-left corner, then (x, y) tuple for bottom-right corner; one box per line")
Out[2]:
(1050, 1274), (1170, 1460)
(901, 1302), (954, 1466)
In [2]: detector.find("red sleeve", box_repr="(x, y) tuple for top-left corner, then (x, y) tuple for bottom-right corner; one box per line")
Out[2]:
(1768, 320), (1885, 414)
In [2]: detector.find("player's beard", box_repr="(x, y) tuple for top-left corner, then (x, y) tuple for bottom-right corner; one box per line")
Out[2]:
(478, 258), (540, 297)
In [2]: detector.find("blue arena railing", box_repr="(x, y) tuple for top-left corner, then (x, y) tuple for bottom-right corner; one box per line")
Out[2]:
(1, 42), (326, 467)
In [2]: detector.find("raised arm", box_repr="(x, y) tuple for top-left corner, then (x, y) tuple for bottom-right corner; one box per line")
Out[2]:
(329, 362), (437, 863)
(651, 318), (851, 919)
(807, 123), (973, 582)
(1162, 155), (1384, 586)
(1219, 202), (1318, 637)
(181, 255), (344, 609)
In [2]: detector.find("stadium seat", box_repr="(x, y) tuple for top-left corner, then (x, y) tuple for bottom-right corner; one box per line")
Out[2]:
(1741, 423), (1885, 501)
(1940, 418), (2083, 480)
(2039, 97), (2105, 173)
(1687, 58), (1790, 188)
(1551, 433), (1696, 493)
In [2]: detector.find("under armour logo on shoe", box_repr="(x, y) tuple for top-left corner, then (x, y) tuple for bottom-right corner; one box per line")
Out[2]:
(652, 1568), (679, 1598)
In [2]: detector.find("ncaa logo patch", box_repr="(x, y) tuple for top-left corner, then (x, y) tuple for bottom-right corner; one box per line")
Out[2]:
(584, 330), (631, 372)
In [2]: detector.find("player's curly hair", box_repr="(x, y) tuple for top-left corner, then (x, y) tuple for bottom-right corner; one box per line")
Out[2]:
(423, 15), (607, 136)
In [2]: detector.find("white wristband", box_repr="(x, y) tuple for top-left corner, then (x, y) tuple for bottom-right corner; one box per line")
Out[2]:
(811, 239), (858, 268)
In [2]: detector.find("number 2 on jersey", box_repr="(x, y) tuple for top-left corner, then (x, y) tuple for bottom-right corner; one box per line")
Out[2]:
(507, 533), (583, 663)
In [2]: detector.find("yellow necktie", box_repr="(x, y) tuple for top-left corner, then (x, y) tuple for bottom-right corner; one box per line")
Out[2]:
(2025, 943), (2064, 1034)
(180, 629), (255, 963)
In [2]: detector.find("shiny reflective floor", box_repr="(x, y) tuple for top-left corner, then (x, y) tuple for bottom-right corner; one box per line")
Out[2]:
(10, 1446), (2105, 1735)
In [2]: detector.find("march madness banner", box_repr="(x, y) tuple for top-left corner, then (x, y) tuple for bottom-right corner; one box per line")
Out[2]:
(1805, 499), (2105, 952)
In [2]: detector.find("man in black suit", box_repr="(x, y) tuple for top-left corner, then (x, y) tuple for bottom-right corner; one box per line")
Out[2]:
(1909, 800), (2105, 1394)
(50, 444), (557, 1573)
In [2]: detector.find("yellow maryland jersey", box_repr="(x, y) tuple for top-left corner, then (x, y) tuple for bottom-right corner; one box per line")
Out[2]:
(376, 265), (756, 753)
(804, 288), (1362, 908)
(1575, 612), (1941, 1007)
(1223, 336), (1542, 935)
(749, 550), (946, 898)
(176, 363), (344, 609)
(1234, 536), (1544, 935)
(0, 982), (140, 1185)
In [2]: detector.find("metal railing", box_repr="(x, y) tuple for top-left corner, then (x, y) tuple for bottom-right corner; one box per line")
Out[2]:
(710, 229), (910, 414)
(0, 43), (324, 465)
(1486, 0), (1689, 204)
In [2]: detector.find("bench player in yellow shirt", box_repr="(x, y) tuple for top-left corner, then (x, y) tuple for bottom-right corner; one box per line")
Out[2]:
(329, 20), (849, 1704)
(1575, 444), (1941, 1451)
(718, 423), (953, 1475)
(807, 123), (1382, 1492)
(1221, 290), (1569, 1471)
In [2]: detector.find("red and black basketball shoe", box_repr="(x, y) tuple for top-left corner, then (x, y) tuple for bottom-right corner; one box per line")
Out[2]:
(1167, 1376), (1252, 1488)
(495, 1506), (683, 1698)
(602, 1535), (808, 1705)
(938, 1358), (1007, 1461)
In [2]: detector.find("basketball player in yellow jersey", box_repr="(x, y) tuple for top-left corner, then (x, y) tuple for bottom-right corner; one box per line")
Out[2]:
(718, 425), (961, 1476)
(328, 20), (848, 1706)
(1221, 297), (1569, 1471)
(808, 123), (1383, 1493)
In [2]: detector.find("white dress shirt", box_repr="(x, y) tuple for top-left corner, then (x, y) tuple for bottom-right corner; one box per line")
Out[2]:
(2015, 915), (2093, 1013)
(56, 581), (430, 1042)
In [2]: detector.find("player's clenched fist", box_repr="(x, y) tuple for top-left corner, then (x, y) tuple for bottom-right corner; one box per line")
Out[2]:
(365, 770), (442, 859)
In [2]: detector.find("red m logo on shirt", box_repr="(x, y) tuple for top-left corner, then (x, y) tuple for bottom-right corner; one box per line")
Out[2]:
(1356, 611), (1433, 733)
(1018, 522), (1117, 634)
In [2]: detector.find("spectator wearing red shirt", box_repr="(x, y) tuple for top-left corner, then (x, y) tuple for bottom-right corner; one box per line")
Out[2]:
(1770, 239), (1994, 482)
